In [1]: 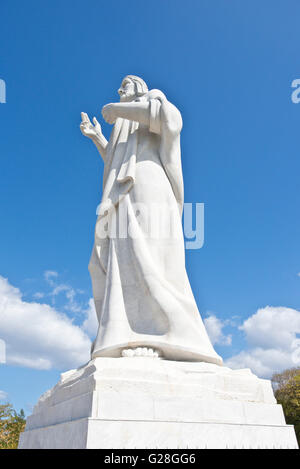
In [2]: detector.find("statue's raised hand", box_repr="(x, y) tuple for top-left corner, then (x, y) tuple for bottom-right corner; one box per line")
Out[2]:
(80, 112), (102, 139)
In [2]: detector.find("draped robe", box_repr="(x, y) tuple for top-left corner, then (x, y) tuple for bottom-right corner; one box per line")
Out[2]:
(89, 90), (222, 364)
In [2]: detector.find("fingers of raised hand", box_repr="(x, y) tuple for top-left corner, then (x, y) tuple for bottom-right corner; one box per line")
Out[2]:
(81, 112), (91, 124)
(93, 117), (102, 132)
(80, 124), (88, 136)
(80, 121), (94, 136)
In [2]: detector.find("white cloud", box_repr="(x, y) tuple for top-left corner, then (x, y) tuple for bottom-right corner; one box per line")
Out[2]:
(204, 314), (232, 346)
(32, 292), (45, 299)
(44, 271), (84, 314)
(44, 270), (58, 287)
(82, 298), (98, 338)
(0, 276), (91, 370)
(225, 306), (300, 378)
(0, 390), (8, 401)
(225, 348), (294, 378)
(51, 284), (70, 296)
(241, 306), (300, 350)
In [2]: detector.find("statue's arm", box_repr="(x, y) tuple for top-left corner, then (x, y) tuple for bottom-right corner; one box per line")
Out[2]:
(80, 112), (108, 162)
(102, 102), (150, 127)
(102, 98), (182, 137)
(91, 133), (108, 162)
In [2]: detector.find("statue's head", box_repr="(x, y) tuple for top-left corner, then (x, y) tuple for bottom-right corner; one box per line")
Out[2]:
(118, 75), (148, 102)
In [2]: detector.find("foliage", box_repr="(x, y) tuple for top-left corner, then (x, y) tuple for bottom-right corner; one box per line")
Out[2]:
(0, 403), (26, 449)
(272, 367), (300, 446)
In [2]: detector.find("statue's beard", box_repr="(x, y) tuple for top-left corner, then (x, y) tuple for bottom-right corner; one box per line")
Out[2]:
(120, 93), (136, 102)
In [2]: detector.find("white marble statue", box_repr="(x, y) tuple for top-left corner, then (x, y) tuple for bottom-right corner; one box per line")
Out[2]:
(18, 76), (298, 449)
(80, 75), (222, 365)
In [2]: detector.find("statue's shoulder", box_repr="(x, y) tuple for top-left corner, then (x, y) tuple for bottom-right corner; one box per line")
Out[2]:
(148, 90), (183, 134)
(136, 89), (182, 133)
(144, 89), (167, 102)
(145, 89), (181, 116)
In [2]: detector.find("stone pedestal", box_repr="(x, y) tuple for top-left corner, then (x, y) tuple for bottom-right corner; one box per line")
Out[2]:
(18, 358), (298, 449)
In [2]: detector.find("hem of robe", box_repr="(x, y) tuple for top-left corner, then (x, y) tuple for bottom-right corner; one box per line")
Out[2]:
(91, 341), (223, 366)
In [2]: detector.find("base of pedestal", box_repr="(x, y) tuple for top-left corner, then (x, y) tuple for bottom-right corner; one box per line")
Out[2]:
(19, 418), (298, 449)
(18, 358), (298, 449)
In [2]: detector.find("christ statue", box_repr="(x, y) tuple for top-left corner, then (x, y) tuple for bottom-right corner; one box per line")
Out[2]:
(80, 75), (222, 365)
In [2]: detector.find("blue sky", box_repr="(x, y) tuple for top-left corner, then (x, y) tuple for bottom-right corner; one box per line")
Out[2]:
(1, 0), (300, 414)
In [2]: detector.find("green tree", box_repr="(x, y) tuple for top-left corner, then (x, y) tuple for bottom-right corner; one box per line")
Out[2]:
(272, 367), (300, 446)
(0, 403), (26, 449)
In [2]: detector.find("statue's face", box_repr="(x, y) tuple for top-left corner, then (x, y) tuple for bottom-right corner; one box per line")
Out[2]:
(118, 78), (136, 102)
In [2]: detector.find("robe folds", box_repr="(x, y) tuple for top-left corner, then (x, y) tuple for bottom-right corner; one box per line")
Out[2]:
(89, 90), (222, 364)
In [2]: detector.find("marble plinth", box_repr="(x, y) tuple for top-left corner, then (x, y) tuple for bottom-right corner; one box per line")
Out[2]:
(18, 358), (298, 449)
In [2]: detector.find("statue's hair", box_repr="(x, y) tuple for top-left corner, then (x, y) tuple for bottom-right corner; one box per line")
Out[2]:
(124, 75), (148, 96)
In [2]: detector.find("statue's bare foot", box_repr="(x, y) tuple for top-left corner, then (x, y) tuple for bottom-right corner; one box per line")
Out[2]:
(121, 347), (161, 358)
